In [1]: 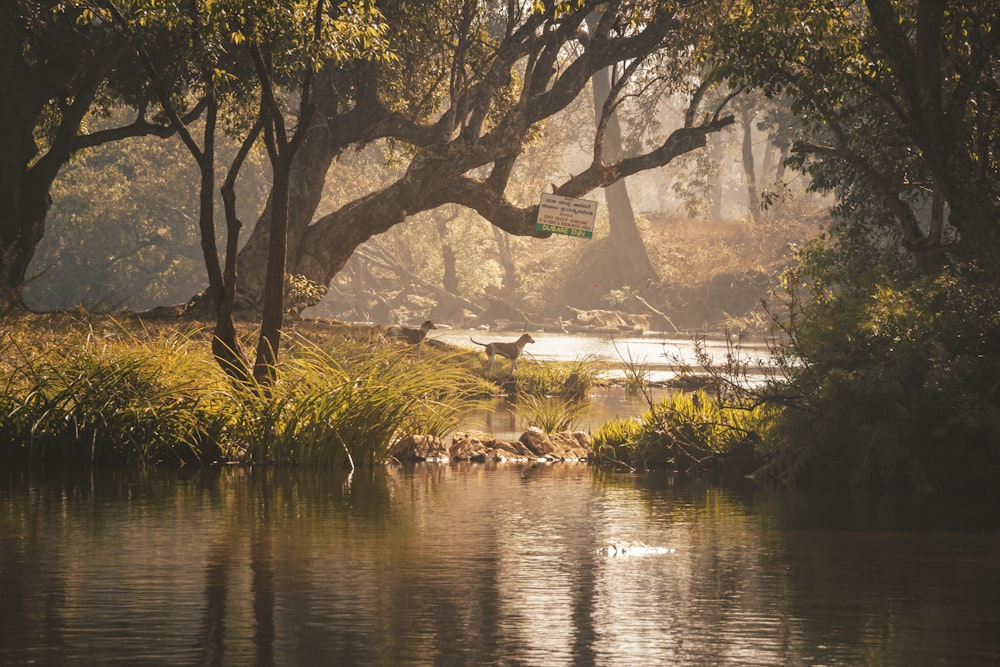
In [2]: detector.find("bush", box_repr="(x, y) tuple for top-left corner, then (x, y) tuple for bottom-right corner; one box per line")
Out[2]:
(593, 389), (773, 472)
(758, 242), (1000, 493)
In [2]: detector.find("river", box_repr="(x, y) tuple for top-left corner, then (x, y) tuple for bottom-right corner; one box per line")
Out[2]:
(436, 330), (770, 439)
(432, 329), (772, 384)
(2, 465), (998, 666)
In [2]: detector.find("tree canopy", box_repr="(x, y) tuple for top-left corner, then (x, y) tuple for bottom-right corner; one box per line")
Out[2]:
(713, 0), (1000, 275)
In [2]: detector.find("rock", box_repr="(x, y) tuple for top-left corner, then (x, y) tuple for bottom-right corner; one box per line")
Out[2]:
(394, 429), (592, 463)
(487, 439), (533, 461)
(549, 431), (592, 460)
(390, 434), (449, 461)
(519, 427), (557, 457)
(520, 428), (592, 460)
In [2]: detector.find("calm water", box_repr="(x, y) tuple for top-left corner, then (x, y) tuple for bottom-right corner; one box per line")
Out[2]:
(2, 465), (999, 666)
(432, 329), (771, 384)
(455, 386), (671, 442)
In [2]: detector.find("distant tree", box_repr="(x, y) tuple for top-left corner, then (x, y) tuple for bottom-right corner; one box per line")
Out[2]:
(586, 12), (659, 289)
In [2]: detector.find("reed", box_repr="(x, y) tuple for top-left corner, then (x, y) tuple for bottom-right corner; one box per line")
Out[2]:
(512, 393), (591, 433)
(223, 336), (473, 467)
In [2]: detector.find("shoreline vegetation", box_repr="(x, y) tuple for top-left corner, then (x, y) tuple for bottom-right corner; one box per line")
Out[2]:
(0, 310), (767, 475)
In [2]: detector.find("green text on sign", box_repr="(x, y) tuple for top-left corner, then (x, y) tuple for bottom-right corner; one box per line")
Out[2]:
(535, 193), (597, 239)
(536, 223), (593, 238)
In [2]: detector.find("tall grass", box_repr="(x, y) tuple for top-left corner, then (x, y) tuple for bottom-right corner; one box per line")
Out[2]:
(227, 337), (472, 467)
(0, 320), (224, 466)
(0, 316), (477, 469)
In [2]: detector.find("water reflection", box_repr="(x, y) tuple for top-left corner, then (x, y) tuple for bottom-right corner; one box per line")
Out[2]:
(457, 387), (671, 441)
(2, 466), (999, 666)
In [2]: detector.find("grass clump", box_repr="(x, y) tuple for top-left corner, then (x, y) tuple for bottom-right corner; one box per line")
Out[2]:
(227, 337), (472, 467)
(503, 356), (603, 400)
(0, 315), (478, 469)
(511, 394), (591, 434)
(0, 321), (225, 466)
(592, 389), (774, 472)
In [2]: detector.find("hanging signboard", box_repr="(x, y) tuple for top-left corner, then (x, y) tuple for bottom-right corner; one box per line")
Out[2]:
(535, 193), (598, 239)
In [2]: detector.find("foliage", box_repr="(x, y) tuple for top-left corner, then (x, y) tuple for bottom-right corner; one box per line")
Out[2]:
(593, 389), (773, 472)
(511, 394), (590, 434)
(28, 112), (271, 311)
(757, 247), (1000, 493)
(709, 0), (1000, 273)
(0, 314), (477, 469)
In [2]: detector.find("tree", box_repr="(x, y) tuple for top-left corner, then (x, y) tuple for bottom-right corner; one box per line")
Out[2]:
(708, 0), (1000, 492)
(228, 0), (737, 313)
(714, 0), (1000, 275)
(0, 0), (196, 313)
(86, 0), (391, 383)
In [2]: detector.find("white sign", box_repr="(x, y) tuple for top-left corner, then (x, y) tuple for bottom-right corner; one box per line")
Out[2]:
(535, 193), (597, 239)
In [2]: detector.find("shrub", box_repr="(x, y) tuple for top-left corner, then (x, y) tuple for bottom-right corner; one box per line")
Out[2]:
(593, 389), (773, 472)
(758, 243), (1000, 493)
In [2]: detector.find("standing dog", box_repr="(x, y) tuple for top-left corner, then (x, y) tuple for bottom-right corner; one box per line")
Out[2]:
(386, 320), (437, 349)
(470, 333), (535, 373)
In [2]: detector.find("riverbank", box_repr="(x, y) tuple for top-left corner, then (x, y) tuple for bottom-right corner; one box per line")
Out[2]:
(0, 310), (768, 474)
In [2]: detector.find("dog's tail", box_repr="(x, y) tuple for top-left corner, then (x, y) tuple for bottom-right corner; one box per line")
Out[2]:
(469, 337), (487, 347)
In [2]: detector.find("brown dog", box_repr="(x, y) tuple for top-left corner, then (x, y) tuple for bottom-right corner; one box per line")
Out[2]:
(470, 333), (535, 372)
(386, 320), (437, 347)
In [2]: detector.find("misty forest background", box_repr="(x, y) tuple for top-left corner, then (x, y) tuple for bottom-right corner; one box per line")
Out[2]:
(28, 92), (821, 334)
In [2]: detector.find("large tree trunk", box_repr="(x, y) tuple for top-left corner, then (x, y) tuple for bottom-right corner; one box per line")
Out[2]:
(589, 58), (660, 290)
(232, 66), (394, 312)
(0, 168), (50, 314)
(739, 105), (758, 222)
(234, 110), (337, 312)
(0, 24), (105, 312)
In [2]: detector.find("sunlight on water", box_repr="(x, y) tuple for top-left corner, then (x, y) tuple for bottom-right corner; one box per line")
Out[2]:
(2, 466), (999, 666)
(433, 329), (772, 384)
